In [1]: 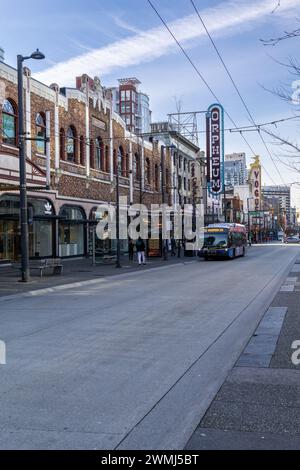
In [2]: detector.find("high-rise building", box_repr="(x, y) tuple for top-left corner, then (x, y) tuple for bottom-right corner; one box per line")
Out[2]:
(108, 78), (152, 135)
(262, 185), (291, 225)
(224, 152), (247, 187)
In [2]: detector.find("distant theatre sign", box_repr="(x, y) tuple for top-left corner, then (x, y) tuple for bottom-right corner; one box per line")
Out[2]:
(206, 104), (225, 196)
(249, 156), (261, 211)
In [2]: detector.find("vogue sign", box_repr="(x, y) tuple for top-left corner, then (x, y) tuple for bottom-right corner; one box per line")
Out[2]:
(249, 156), (261, 211)
(206, 104), (224, 195)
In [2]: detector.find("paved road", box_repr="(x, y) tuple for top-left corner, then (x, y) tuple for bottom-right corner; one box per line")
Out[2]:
(0, 244), (298, 450)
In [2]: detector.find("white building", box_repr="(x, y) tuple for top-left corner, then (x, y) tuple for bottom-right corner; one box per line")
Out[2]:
(224, 152), (247, 187)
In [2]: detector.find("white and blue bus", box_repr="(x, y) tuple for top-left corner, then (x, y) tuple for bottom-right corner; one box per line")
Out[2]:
(198, 223), (247, 260)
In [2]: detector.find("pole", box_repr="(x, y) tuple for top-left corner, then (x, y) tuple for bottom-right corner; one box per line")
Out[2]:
(175, 148), (181, 259)
(161, 145), (168, 261)
(18, 55), (30, 282)
(116, 152), (121, 268)
(92, 226), (96, 267)
(223, 183), (227, 223)
(247, 198), (250, 243)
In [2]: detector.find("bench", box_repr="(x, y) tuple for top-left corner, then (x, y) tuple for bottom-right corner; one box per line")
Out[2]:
(15, 258), (63, 277)
(95, 251), (117, 265)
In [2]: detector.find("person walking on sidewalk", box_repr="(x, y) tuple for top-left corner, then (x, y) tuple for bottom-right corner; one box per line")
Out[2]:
(128, 238), (135, 261)
(136, 237), (146, 265)
(171, 237), (176, 257)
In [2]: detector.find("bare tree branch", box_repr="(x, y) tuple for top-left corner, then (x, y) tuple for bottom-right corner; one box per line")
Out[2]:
(271, 1), (281, 14)
(260, 27), (300, 46)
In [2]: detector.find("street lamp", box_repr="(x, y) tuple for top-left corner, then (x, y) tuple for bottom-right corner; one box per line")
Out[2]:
(115, 149), (122, 269)
(247, 197), (254, 243)
(18, 49), (45, 282)
(161, 144), (176, 261)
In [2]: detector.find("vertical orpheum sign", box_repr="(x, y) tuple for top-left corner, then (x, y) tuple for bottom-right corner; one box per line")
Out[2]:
(249, 156), (261, 211)
(206, 104), (224, 195)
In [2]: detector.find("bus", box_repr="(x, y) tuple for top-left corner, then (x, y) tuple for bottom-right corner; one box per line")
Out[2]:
(198, 223), (247, 260)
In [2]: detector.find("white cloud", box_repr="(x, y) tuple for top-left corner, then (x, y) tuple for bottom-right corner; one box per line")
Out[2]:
(34, 0), (300, 86)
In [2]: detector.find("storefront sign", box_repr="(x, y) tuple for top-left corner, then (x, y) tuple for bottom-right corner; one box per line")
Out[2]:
(44, 202), (53, 215)
(92, 117), (106, 130)
(249, 156), (261, 212)
(206, 104), (224, 195)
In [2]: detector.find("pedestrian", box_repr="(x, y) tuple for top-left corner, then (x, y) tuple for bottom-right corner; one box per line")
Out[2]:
(128, 238), (134, 261)
(171, 237), (176, 256)
(136, 237), (146, 266)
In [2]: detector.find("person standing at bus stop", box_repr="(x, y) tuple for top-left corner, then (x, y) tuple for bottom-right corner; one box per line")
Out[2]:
(136, 237), (146, 266)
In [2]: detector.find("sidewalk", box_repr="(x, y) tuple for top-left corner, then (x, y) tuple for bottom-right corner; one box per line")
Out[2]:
(0, 254), (196, 298)
(186, 256), (300, 450)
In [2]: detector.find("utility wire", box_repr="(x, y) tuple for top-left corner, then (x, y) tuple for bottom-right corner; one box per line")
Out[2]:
(190, 0), (286, 186)
(147, 0), (277, 185)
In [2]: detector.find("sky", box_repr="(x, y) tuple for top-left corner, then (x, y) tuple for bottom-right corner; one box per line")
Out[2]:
(2, 0), (300, 206)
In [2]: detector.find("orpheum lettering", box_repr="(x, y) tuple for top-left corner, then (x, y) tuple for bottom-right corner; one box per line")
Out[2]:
(208, 104), (224, 194)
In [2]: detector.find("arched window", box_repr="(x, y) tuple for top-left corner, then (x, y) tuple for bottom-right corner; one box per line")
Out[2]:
(166, 168), (169, 194)
(113, 149), (117, 175)
(134, 153), (140, 181)
(2, 99), (17, 146)
(79, 136), (85, 166)
(119, 146), (125, 176)
(36, 113), (46, 155)
(126, 153), (130, 177)
(105, 146), (109, 173)
(60, 128), (65, 160)
(67, 126), (76, 162)
(90, 139), (95, 169)
(155, 164), (159, 191)
(145, 158), (151, 184)
(95, 137), (104, 170)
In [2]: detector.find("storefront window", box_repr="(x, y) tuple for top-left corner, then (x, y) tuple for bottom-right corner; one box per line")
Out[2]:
(29, 220), (53, 258)
(90, 207), (128, 256)
(59, 205), (85, 257)
(0, 195), (55, 261)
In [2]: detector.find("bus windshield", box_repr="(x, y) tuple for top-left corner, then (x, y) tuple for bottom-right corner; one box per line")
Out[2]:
(203, 232), (228, 248)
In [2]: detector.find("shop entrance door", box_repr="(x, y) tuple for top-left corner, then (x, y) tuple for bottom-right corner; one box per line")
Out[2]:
(0, 220), (20, 261)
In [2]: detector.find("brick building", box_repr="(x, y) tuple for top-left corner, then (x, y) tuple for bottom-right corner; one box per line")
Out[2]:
(0, 62), (173, 261)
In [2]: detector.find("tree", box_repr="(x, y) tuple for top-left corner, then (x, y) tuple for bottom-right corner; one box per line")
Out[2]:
(260, 23), (300, 174)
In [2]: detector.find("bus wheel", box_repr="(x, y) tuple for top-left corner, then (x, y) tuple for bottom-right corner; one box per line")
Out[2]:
(229, 249), (235, 259)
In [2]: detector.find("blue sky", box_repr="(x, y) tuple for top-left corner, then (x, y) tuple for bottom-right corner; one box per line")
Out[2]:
(2, 0), (300, 205)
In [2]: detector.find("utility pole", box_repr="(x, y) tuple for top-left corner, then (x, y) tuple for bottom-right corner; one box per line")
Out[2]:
(161, 145), (168, 261)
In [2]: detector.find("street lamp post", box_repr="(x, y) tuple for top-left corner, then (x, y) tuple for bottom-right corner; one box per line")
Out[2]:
(116, 149), (122, 269)
(17, 49), (45, 282)
(161, 144), (176, 261)
(247, 197), (254, 244)
(160, 145), (167, 261)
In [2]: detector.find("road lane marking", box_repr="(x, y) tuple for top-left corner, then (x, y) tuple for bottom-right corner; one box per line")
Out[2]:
(280, 285), (295, 292)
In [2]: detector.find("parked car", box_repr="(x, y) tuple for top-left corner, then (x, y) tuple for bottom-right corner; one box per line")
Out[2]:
(284, 236), (300, 244)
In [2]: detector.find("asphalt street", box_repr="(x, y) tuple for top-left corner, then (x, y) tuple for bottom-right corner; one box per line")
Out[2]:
(0, 243), (298, 450)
